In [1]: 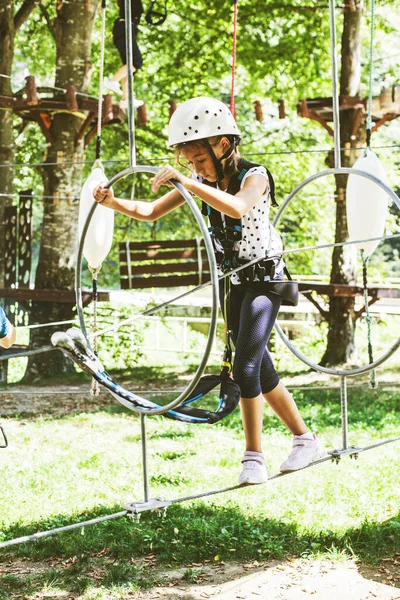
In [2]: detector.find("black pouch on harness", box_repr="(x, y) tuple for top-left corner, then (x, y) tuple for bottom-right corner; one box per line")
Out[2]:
(266, 265), (298, 306)
(263, 280), (299, 307)
(248, 266), (299, 307)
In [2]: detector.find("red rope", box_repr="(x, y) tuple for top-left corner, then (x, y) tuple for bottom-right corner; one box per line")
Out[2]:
(230, 0), (238, 118)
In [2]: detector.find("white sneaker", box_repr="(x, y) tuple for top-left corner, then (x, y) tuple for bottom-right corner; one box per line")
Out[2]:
(280, 433), (326, 472)
(104, 78), (122, 95)
(120, 98), (144, 110)
(239, 451), (268, 485)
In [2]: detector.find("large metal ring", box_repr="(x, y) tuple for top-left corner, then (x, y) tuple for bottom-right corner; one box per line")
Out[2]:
(75, 165), (219, 415)
(272, 167), (400, 377)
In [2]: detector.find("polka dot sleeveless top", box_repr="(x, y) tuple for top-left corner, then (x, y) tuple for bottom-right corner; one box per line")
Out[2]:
(194, 166), (284, 284)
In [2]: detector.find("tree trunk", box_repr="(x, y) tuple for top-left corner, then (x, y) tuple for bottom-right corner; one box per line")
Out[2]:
(0, 0), (16, 384)
(0, 0), (37, 382)
(24, 1), (98, 381)
(0, 0), (40, 286)
(0, 0), (15, 287)
(321, 3), (365, 366)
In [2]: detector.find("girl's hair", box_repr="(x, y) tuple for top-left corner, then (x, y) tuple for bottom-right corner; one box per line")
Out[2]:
(174, 135), (240, 181)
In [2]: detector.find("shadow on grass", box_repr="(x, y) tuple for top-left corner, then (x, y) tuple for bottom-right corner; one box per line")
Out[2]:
(0, 502), (399, 598)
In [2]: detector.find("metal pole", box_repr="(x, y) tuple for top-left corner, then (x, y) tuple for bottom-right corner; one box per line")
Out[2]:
(140, 414), (150, 502)
(340, 375), (349, 450)
(124, 0), (136, 168)
(329, 0), (341, 168)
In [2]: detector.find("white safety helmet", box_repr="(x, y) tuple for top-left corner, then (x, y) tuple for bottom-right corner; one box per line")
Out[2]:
(168, 96), (241, 148)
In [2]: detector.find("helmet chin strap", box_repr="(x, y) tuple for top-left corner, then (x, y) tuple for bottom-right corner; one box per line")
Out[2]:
(204, 138), (239, 183)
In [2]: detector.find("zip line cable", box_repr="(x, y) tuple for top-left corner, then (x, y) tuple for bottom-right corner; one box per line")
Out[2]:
(86, 0), (108, 397)
(0, 190), (338, 201)
(366, 0), (375, 150)
(361, 0), (377, 387)
(230, 0), (238, 117)
(329, 0), (341, 169)
(1, 381), (400, 396)
(1, 144), (399, 169)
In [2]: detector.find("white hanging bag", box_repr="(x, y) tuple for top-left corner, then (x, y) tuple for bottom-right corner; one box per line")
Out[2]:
(346, 150), (389, 257)
(78, 164), (114, 270)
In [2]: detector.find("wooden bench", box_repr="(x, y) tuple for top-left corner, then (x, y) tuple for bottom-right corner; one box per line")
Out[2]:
(119, 239), (211, 289)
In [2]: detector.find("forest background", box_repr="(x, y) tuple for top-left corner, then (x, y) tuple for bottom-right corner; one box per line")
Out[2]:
(0, 0), (400, 381)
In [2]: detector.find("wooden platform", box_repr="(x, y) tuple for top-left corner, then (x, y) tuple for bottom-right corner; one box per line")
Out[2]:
(297, 87), (400, 137)
(0, 75), (125, 147)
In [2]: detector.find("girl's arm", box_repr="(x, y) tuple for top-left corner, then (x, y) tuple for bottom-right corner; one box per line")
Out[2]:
(93, 184), (185, 222)
(151, 166), (268, 219)
(94, 164), (268, 221)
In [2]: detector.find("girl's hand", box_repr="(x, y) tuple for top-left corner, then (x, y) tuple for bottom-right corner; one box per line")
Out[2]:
(150, 166), (190, 193)
(93, 183), (115, 207)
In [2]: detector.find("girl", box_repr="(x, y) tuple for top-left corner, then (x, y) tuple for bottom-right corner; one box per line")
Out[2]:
(94, 97), (325, 484)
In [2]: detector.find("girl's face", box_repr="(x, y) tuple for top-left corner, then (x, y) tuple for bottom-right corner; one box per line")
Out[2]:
(180, 138), (228, 182)
(180, 145), (217, 181)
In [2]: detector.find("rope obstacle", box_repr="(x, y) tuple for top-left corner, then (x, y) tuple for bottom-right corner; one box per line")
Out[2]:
(1, 0), (400, 549)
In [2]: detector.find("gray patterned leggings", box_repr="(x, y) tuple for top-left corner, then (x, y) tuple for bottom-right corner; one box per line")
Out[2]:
(221, 279), (282, 398)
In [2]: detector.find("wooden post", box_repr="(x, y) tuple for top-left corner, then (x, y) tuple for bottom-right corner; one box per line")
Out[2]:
(168, 100), (177, 119)
(137, 103), (148, 126)
(278, 98), (286, 119)
(25, 75), (39, 105)
(379, 87), (393, 110)
(253, 100), (263, 121)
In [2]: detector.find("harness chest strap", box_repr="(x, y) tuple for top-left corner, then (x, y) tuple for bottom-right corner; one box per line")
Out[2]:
(201, 157), (278, 218)
(201, 158), (278, 269)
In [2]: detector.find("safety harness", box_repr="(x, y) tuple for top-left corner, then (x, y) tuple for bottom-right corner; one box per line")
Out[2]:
(201, 157), (278, 274)
(202, 158), (299, 307)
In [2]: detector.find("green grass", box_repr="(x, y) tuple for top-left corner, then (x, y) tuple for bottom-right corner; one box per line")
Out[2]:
(0, 367), (399, 599)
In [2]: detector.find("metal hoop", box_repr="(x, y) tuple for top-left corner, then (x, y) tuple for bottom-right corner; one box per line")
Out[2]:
(272, 167), (400, 377)
(75, 165), (219, 415)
